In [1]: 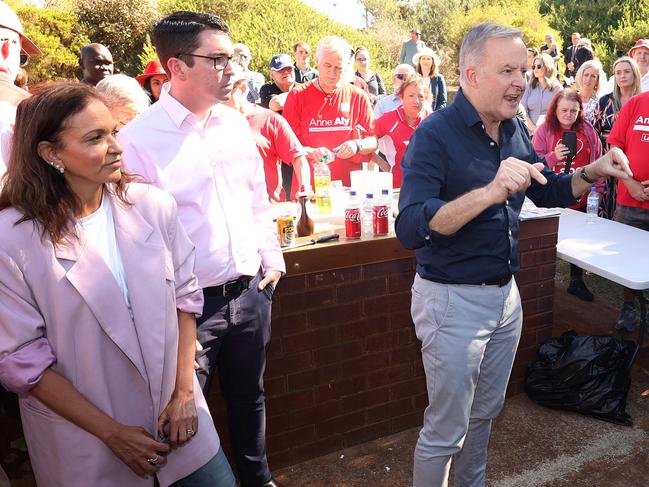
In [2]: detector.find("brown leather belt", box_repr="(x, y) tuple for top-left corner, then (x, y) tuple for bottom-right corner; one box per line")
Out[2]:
(482, 274), (513, 287)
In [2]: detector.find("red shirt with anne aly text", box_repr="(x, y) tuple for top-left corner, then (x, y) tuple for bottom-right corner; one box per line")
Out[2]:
(607, 92), (649, 210)
(283, 81), (375, 187)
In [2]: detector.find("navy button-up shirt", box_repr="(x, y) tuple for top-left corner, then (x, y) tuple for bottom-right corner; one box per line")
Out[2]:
(395, 89), (577, 284)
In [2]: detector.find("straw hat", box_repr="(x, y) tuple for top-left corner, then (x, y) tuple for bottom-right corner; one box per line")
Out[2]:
(136, 60), (166, 85)
(412, 47), (441, 67)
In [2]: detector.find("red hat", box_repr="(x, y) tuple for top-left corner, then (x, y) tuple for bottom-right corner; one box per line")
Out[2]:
(629, 39), (649, 58)
(136, 60), (167, 85)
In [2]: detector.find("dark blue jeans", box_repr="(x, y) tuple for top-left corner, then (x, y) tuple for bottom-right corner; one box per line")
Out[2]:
(171, 448), (236, 487)
(196, 271), (273, 486)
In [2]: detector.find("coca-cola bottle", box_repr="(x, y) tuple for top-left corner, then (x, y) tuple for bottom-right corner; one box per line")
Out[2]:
(296, 186), (314, 237)
(373, 189), (389, 236)
(345, 190), (361, 239)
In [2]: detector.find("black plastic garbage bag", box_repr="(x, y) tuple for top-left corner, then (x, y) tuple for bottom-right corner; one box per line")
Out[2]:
(525, 331), (636, 426)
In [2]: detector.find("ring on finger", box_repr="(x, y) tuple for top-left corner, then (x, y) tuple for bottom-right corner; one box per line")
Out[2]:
(146, 455), (160, 465)
(187, 428), (195, 437)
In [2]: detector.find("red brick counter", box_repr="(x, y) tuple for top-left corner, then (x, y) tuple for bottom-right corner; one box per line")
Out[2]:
(206, 215), (559, 469)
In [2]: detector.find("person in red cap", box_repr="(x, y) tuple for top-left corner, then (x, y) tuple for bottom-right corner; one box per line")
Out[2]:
(629, 39), (649, 92)
(136, 59), (168, 103)
(0, 1), (41, 175)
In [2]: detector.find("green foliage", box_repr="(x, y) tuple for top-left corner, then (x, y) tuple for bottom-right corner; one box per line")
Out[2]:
(137, 34), (159, 73)
(14, 3), (90, 83)
(222, 0), (393, 89)
(157, 0), (250, 21)
(540, 0), (649, 72)
(75, 0), (158, 75)
(442, 0), (557, 84)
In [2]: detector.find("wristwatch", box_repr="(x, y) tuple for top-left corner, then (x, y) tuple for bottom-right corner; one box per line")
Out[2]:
(579, 166), (597, 184)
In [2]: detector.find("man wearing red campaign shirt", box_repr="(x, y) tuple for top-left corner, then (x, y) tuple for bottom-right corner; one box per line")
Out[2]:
(226, 75), (310, 201)
(606, 90), (649, 331)
(283, 35), (376, 187)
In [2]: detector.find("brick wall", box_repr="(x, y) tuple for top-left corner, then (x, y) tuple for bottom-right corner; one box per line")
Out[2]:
(207, 216), (559, 470)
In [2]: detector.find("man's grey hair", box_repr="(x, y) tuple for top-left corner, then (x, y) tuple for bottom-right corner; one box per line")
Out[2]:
(316, 35), (353, 64)
(459, 23), (522, 88)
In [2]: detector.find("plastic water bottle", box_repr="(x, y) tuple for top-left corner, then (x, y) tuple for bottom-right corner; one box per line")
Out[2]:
(586, 186), (599, 224)
(314, 154), (332, 214)
(361, 193), (374, 239)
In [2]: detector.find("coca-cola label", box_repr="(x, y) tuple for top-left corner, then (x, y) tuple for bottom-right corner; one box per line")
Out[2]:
(345, 208), (361, 238)
(373, 205), (388, 236)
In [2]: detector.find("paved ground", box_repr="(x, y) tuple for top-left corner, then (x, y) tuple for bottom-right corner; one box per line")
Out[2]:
(274, 283), (649, 486)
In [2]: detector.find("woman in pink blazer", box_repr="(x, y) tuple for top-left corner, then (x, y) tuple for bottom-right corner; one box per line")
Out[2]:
(0, 84), (235, 486)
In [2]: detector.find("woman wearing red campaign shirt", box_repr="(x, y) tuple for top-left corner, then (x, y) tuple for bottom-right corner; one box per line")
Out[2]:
(283, 35), (377, 187)
(532, 89), (602, 302)
(375, 73), (432, 188)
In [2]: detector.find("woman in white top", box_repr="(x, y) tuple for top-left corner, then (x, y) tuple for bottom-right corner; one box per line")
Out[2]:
(521, 53), (562, 133)
(0, 83), (235, 487)
(575, 59), (607, 124)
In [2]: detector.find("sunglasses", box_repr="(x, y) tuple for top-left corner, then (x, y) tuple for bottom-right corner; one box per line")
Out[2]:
(0, 38), (29, 66)
(394, 73), (406, 80)
(533, 64), (543, 69)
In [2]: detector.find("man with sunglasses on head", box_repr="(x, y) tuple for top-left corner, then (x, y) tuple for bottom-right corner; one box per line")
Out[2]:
(374, 63), (416, 119)
(0, 1), (41, 175)
(118, 11), (285, 487)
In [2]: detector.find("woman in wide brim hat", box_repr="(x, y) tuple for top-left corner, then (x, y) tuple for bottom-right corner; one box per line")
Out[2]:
(412, 47), (447, 112)
(136, 60), (168, 103)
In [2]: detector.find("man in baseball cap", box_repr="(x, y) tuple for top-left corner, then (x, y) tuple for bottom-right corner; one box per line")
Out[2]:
(259, 53), (295, 114)
(629, 39), (649, 92)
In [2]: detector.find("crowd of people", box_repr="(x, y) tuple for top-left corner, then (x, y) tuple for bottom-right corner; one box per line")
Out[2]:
(0, 2), (646, 486)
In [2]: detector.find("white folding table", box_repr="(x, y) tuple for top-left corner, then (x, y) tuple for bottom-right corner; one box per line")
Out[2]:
(556, 208), (649, 363)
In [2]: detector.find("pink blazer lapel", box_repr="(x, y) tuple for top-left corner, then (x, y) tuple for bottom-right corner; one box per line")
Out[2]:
(54, 230), (149, 384)
(110, 195), (169, 415)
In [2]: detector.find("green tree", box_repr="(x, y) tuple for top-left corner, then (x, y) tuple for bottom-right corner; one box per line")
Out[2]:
(441, 0), (557, 84)
(13, 3), (90, 83)
(540, 0), (649, 71)
(75, 0), (158, 75)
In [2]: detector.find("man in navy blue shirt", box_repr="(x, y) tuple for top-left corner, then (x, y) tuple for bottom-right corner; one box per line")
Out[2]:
(396, 23), (632, 487)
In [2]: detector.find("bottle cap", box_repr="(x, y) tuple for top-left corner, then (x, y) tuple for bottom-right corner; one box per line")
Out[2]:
(350, 190), (356, 196)
(381, 189), (389, 195)
(366, 193), (373, 198)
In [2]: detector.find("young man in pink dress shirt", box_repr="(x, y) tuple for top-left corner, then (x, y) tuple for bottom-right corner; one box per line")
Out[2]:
(118, 11), (285, 487)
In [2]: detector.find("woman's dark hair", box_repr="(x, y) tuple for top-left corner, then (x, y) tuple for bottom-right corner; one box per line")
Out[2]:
(0, 82), (132, 244)
(153, 11), (230, 75)
(544, 89), (585, 134)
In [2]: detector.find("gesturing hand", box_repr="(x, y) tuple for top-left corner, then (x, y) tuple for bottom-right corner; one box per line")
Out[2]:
(589, 147), (633, 181)
(488, 157), (547, 203)
(104, 424), (170, 478)
(158, 391), (198, 449)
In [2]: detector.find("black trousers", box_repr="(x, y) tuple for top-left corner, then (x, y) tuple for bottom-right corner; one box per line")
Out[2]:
(196, 271), (273, 486)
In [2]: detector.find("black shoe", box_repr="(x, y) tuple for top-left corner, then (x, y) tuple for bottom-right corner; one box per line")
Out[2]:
(615, 302), (636, 332)
(567, 279), (594, 302)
